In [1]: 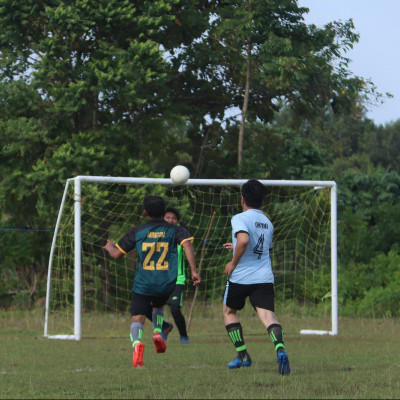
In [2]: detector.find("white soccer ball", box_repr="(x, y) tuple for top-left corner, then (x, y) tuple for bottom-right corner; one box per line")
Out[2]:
(170, 165), (190, 185)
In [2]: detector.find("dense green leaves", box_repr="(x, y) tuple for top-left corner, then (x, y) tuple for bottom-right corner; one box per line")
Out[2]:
(0, 0), (399, 314)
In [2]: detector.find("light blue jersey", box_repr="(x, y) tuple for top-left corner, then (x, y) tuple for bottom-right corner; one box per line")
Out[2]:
(229, 209), (274, 284)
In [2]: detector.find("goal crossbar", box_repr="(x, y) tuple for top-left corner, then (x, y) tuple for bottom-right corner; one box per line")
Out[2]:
(44, 176), (338, 340)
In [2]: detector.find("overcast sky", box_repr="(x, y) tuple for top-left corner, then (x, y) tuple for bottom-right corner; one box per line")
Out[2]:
(298, 0), (400, 126)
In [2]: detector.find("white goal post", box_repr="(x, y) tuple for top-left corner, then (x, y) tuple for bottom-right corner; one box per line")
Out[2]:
(44, 176), (338, 340)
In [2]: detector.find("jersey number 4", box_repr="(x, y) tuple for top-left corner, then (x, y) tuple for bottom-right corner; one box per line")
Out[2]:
(142, 242), (169, 270)
(253, 234), (264, 259)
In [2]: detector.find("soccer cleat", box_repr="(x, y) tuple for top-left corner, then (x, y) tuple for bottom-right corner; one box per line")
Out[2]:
(153, 332), (167, 353)
(227, 353), (252, 369)
(161, 322), (173, 341)
(180, 336), (190, 344)
(277, 351), (291, 375)
(132, 342), (145, 369)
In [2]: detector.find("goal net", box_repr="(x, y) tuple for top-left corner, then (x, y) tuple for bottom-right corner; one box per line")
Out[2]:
(44, 176), (337, 340)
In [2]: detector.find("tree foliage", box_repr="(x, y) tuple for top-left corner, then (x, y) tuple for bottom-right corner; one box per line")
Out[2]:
(0, 0), (398, 313)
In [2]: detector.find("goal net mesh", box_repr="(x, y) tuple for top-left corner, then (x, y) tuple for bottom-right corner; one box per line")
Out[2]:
(45, 179), (333, 338)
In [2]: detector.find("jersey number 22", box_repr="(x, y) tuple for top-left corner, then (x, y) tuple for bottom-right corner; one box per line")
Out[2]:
(142, 242), (169, 270)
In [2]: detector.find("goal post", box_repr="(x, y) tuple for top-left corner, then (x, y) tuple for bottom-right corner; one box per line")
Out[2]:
(44, 176), (338, 340)
(299, 181), (338, 336)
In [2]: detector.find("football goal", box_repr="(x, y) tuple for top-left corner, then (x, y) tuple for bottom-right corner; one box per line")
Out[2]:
(44, 176), (338, 340)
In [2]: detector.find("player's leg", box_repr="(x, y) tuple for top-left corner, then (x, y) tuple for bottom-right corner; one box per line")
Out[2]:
(251, 283), (291, 375)
(145, 308), (173, 339)
(130, 292), (148, 368)
(152, 307), (164, 335)
(168, 284), (189, 343)
(223, 281), (252, 369)
(146, 310), (173, 332)
(170, 305), (188, 343)
(151, 295), (169, 354)
(161, 320), (173, 341)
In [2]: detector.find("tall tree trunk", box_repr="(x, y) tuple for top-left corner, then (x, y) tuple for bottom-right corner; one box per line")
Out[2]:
(238, 0), (252, 166)
(238, 43), (251, 166)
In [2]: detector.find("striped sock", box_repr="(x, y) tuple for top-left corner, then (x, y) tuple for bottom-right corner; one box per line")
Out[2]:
(152, 308), (164, 334)
(267, 323), (286, 353)
(226, 322), (247, 359)
(130, 322), (143, 348)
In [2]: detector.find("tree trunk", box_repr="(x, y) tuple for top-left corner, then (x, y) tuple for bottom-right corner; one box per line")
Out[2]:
(238, 43), (251, 166)
(238, 0), (252, 166)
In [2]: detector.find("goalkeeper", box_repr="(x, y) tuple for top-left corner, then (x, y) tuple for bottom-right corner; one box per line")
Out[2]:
(222, 179), (291, 375)
(103, 195), (201, 369)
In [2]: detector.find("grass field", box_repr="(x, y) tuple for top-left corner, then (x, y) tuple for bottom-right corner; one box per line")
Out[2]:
(1, 308), (399, 399)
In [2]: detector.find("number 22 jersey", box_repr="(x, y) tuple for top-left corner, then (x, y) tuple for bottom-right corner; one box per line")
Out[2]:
(116, 220), (193, 296)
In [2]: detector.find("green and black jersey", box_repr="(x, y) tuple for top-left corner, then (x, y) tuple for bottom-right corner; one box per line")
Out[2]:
(176, 245), (185, 285)
(176, 227), (194, 285)
(116, 220), (193, 297)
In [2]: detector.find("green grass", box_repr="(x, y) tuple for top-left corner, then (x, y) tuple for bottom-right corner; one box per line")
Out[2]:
(0, 309), (399, 399)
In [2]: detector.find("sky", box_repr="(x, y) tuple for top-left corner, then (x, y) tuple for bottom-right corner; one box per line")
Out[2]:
(298, 0), (400, 126)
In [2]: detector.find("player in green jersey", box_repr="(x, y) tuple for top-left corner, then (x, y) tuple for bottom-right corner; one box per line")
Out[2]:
(103, 196), (201, 368)
(146, 207), (192, 344)
(163, 207), (192, 343)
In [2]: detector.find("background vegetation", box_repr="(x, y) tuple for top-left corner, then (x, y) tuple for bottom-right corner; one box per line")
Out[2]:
(1, 0), (400, 319)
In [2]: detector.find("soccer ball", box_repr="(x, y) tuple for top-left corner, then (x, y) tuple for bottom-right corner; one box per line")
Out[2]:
(170, 165), (190, 185)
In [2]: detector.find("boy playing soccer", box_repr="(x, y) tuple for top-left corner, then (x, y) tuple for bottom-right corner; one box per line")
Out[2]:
(103, 195), (201, 368)
(223, 180), (291, 375)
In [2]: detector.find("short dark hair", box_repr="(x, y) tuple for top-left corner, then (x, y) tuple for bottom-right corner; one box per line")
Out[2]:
(144, 195), (166, 218)
(165, 207), (181, 221)
(241, 179), (266, 208)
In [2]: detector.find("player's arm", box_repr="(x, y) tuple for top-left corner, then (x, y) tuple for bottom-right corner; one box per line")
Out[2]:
(181, 239), (201, 287)
(224, 232), (249, 276)
(103, 240), (124, 259)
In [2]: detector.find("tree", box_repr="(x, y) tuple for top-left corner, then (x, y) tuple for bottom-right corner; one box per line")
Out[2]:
(362, 120), (400, 172)
(0, 0), (392, 309)
(169, 0), (378, 169)
(0, 0), (212, 307)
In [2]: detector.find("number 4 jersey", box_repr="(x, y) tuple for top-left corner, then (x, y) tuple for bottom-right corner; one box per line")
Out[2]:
(116, 220), (193, 297)
(229, 209), (274, 285)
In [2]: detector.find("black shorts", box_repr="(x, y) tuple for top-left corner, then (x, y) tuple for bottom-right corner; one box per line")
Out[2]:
(166, 284), (184, 308)
(130, 291), (170, 316)
(223, 281), (275, 312)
